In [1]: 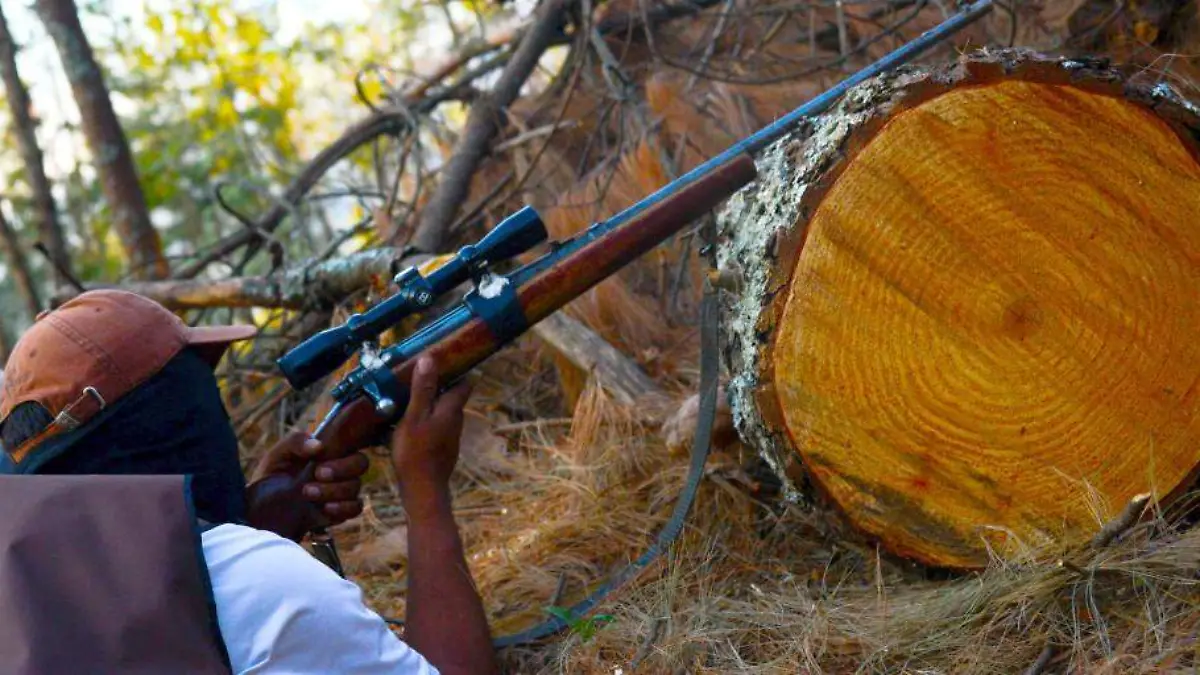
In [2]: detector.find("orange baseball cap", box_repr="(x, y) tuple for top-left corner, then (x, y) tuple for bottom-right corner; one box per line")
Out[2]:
(0, 290), (256, 468)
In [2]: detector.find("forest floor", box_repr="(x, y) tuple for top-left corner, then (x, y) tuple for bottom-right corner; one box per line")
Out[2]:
(319, 313), (1200, 674)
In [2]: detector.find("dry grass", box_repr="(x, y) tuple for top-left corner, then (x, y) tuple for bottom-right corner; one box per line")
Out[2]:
(325, 325), (1200, 674)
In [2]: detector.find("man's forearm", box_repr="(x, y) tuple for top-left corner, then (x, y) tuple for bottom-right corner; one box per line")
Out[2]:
(404, 489), (498, 675)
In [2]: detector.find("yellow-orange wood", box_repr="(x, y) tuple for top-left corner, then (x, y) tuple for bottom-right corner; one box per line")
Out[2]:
(774, 80), (1200, 568)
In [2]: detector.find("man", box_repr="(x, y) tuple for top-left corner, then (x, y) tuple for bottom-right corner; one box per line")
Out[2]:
(0, 290), (499, 674)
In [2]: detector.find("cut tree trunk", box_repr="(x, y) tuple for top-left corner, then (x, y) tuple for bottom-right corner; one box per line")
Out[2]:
(35, 0), (167, 280)
(717, 49), (1200, 570)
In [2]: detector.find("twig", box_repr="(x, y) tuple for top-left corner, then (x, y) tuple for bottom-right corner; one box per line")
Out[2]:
(1028, 493), (1154, 674)
(687, 0), (735, 90)
(33, 241), (84, 294)
(1023, 644), (1055, 675)
(492, 417), (576, 433)
(234, 383), (288, 437)
(631, 617), (664, 670)
(176, 65), (486, 280)
(175, 109), (417, 279)
(446, 171), (515, 239)
(549, 573), (569, 607)
(1090, 493), (1152, 549)
(835, 0), (851, 63)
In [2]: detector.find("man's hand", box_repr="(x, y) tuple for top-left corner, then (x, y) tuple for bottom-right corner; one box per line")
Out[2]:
(245, 431), (370, 541)
(390, 355), (472, 515)
(391, 356), (498, 675)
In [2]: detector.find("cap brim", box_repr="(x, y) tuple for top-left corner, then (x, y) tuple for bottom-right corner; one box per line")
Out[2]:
(186, 325), (258, 369)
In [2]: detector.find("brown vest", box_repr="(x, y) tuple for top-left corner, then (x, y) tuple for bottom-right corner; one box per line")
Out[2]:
(0, 474), (232, 674)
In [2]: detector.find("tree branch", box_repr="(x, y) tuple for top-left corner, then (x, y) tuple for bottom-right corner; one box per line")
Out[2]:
(0, 205), (42, 318)
(58, 248), (433, 310)
(410, 0), (573, 252)
(174, 111), (418, 279)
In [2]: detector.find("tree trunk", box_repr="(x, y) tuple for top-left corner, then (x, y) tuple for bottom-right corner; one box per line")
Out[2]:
(717, 50), (1200, 570)
(0, 318), (10, 368)
(34, 0), (167, 280)
(0, 4), (73, 289)
(0, 207), (43, 319)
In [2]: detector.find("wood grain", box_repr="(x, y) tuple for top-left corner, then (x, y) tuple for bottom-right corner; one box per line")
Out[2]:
(771, 80), (1200, 568)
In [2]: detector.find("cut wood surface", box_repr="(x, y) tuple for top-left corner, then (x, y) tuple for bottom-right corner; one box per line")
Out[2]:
(717, 49), (1200, 569)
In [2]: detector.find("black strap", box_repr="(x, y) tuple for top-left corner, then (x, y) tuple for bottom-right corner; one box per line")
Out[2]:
(491, 288), (722, 647)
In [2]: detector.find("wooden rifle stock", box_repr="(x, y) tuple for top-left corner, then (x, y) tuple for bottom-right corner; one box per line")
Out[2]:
(252, 153), (756, 538)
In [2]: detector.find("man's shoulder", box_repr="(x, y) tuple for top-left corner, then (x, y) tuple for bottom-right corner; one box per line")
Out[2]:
(201, 524), (437, 675)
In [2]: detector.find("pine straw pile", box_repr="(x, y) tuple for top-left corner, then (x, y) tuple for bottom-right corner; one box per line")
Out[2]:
(320, 320), (1200, 673)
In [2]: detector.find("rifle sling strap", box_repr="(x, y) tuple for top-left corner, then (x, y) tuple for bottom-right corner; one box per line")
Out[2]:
(491, 287), (722, 647)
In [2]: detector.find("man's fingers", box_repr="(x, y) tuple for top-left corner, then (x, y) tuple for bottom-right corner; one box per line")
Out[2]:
(313, 452), (369, 482)
(302, 479), (362, 503)
(322, 500), (365, 522)
(406, 355), (439, 420)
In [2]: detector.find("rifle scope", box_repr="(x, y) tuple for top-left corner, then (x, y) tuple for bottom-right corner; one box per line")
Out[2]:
(277, 206), (547, 390)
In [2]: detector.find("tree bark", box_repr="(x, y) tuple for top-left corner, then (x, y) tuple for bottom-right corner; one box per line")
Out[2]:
(0, 207), (42, 319)
(34, 0), (166, 280)
(0, 4), (73, 288)
(716, 50), (1200, 570)
(410, 0), (572, 252)
(0, 317), (11, 368)
(53, 248), (433, 310)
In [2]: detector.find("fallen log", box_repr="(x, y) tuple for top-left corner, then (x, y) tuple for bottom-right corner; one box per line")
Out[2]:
(717, 49), (1200, 569)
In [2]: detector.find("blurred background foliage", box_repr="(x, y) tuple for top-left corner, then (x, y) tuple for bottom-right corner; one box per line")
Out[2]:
(0, 0), (516, 341)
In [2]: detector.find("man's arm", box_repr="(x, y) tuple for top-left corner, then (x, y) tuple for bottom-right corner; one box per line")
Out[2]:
(391, 356), (498, 675)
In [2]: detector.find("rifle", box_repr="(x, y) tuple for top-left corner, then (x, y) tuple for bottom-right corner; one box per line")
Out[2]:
(259, 0), (993, 642)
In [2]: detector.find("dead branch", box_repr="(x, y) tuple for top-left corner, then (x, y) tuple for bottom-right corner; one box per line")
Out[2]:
(57, 248), (432, 310)
(1089, 493), (1152, 549)
(411, 0), (574, 252)
(174, 111), (419, 279)
(403, 28), (518, 101)
(531, 312), (662, 406)
(179, 0), (732, 278)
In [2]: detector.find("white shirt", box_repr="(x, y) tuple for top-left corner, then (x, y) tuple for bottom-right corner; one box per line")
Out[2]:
(202, 523), (438, 675)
